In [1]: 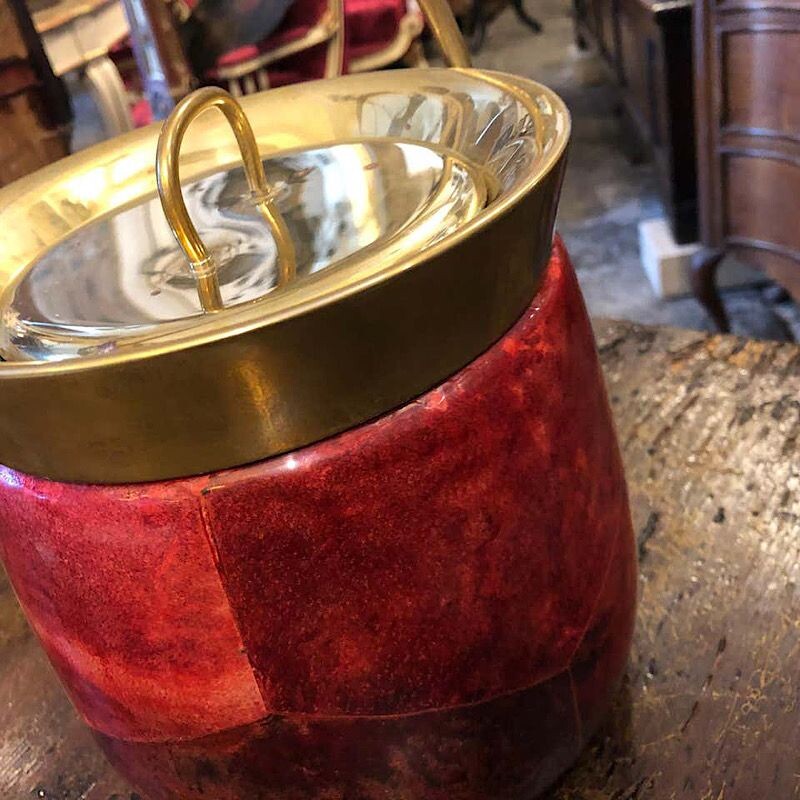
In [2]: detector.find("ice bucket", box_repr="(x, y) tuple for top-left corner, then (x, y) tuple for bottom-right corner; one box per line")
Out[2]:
(0, 4), (636, 796)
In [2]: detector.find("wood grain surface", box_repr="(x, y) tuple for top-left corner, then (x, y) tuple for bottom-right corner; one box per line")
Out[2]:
(2, 318), (800, 799)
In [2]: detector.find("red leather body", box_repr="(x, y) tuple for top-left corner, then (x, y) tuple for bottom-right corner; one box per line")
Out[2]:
(0, 239), (636, 798)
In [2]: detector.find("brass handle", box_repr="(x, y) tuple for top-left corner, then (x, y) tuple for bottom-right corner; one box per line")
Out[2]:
(156, 86), (296, 313)
(417, 0), (472, 68)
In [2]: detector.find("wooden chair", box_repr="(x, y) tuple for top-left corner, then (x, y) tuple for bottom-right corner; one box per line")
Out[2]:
(209, 0), (428, 93)
(207, 0), (345, 96)
(117, 0), (428, 121)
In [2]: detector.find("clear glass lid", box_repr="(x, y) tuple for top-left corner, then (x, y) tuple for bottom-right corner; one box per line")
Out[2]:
(0, 67), (569, 370)
(1, 140), (483, 362)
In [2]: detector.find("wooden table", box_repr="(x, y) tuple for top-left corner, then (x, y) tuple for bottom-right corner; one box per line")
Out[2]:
(2, 318), (800, 798)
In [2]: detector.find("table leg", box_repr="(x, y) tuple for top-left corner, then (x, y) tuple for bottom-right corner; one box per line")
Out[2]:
(467, 1), (488, 53)
(402, 39), (428, 68)
(690, 247), (730, 332)
(510, 0), (542, 32)
(84, 55), (134, 136)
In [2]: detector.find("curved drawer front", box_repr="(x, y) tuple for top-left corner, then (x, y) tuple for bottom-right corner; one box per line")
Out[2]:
(723, 154), (800, 261)
(722, 29), (800, 140)
(708, 6), (800, 258)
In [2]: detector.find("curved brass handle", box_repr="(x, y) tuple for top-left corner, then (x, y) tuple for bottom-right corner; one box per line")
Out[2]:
(156, 86), (296, 313)
(417, 0), (472, 68)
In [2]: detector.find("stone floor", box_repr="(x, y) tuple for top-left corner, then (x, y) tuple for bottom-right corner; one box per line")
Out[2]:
(469, 0), (799, 340)
(68, 0), (799, 339)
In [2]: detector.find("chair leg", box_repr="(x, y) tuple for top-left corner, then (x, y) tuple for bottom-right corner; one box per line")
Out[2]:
(690, 247), (730, 333)
(402, 40), (429, 68)
(242, 73), (257, 95)
(466, 0), (488, 53)
(84, 55), (134, 136)
(510, 0), (542, 33)
(256, 69), (270, 91)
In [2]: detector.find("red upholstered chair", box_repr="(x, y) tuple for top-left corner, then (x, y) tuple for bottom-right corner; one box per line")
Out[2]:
(115, 0), (427, 119)
(345, 0), (427, 72)
(109, 0), (344, 122)
(207, 0), (345, 96)
(208, 0), (427, 96)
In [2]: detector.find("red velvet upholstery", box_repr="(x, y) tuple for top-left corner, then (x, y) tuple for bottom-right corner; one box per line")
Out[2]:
(211, 0), (418, 87)
(344, 0), (410, 61)
(116, 0), (421, 119)
(242, 41), (331, 87)
(210, 0), (331, 82)
(130, 97), (153, 127)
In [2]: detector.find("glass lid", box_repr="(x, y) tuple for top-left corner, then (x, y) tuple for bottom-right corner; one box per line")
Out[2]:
(1, 141), (484, 362)
(0, 61), (570, 484)
(0, 64), (568, 366)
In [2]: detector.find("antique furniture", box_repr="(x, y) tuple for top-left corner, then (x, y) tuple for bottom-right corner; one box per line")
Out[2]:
(460, 0), (542, 53)
(207, 0), (428, 94)
(30, 0), (189, 131)
(345, 0), (427, 72)
(0, 0), (71, 183)
(115, 0), (337, 120)
(28, 0), (134, 134)
(692, 0), (800, 331)
(205, 0), (345, 95)
(573, 0), (698, 244)
(0, 2), (635, 797)
(2, 319), (798, 799)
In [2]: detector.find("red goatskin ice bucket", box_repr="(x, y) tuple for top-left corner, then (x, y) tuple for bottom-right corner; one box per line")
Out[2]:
(0, 8), (635, 796)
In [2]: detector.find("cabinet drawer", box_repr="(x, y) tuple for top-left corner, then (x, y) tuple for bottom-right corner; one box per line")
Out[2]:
(722, 30), (800, 137)
(724, 154), (800, 257)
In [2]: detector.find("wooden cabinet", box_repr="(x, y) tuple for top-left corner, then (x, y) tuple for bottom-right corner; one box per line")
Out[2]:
(574, 0), (697, 244)
(595, 0), (619, 59)
(575, 0), (618, 61)
(620, 0), (697, 246)
(693, 0), (800, 330)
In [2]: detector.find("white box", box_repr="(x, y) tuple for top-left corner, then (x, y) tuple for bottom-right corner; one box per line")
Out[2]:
(638, 217), (763, 298)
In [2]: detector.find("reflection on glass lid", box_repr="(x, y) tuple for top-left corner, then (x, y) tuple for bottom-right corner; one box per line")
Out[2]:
(1, 140), (483, 362)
